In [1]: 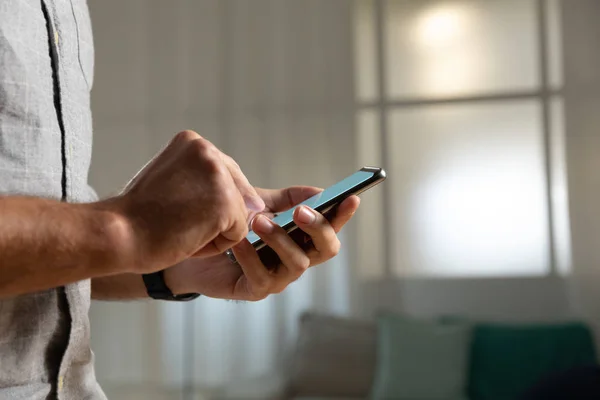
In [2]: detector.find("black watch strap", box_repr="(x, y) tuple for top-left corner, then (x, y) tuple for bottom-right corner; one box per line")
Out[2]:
(142, 270), (200, 301)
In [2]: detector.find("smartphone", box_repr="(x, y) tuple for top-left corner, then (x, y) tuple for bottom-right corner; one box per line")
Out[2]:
(249, 166), (386, 268)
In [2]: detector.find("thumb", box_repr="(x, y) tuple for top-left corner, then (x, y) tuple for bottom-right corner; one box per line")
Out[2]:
(256, 186), (323, 213)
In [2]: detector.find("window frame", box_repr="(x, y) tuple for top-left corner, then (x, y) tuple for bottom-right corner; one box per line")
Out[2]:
(355, 0), (564, 277)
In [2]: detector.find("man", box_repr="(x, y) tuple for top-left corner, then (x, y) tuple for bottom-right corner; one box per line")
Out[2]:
(0, 1), (360, 399)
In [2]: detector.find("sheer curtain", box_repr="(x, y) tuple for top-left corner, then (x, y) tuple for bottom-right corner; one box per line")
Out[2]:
(88, 0), (359, 393)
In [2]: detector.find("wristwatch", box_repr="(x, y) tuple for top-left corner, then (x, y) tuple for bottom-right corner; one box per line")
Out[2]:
(142, 270), (200, 301)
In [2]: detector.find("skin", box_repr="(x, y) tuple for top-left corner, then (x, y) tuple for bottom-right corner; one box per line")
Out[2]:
(92, 187), (360, 301)
(165, 188), (360, 301)
(0, 130), (360, 302)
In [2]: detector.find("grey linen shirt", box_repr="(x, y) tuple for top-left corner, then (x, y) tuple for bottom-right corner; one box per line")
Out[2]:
(0, 0), (106, 399)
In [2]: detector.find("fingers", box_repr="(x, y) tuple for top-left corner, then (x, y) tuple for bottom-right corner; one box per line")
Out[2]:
(209, 168), (250, 255)
(178, 132), (258, 251)
(252, 215), (310, 280)
(230, 213), (313, 299)
(327, 195), (361, 233)
(171, 131), (265, 213)
(231, 197), (361, 300)
(123, 130), (202, 192)
(194, 198), (248, 257)
(221, 155), (265, 212)
(231, 239), (274, 300)
(256, 186), (323, 212)
(174, 133), (250, 256)
(293, 206), (340, 263)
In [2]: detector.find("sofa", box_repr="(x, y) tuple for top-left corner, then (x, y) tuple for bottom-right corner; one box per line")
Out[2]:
(217, 311), (598, 400)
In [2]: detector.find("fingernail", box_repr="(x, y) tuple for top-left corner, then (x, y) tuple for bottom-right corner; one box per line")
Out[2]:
(297, 206), (316, 225)
(246, 196), (265, 212)
(253, 214), (274, 233)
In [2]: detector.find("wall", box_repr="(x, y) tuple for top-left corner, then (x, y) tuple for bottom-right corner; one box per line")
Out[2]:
(87, 0), (357, 391)
(87, 0), (161, 388)
(358, 276), (571, 323)
(85, 0), (599, 393)
(561, 0), (600, 330)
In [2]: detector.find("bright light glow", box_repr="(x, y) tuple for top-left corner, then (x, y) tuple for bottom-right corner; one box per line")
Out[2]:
(416, 7), (465, 49)
(411, 5), (476, 95)
(385, 0), (539, 98)
(412, 155), (549, 277)
(388, 101), (550, 278)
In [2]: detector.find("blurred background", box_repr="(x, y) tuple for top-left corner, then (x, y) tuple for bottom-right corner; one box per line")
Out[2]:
(86, 0), (600, 399)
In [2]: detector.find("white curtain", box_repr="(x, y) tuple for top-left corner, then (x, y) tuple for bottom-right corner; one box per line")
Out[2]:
(88, 0), (359, 391)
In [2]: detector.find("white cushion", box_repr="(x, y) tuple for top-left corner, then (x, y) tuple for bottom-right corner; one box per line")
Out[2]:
(288, 312), (377, 398)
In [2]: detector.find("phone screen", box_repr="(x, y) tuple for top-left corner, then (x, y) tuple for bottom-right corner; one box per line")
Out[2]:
(246, 169), (377, 246)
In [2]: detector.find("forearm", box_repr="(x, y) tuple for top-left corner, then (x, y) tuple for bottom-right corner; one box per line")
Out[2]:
(91, 274), (148, 300)
(0, 196), (132, 298)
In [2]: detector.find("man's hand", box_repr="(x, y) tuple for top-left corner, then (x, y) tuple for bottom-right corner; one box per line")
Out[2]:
(102, 130), (264, 274)
(164, 186), (360, 301)
(0, 130), (268, 298)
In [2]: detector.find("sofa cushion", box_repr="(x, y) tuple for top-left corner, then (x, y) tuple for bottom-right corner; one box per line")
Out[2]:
(293, 398), (364, 400)
(468, 322), (597, 400)
(370, 313), (471, 400)
(288, 312), (376, 398)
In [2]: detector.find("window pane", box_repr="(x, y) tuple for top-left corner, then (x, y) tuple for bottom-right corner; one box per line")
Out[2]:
(387, 101), (550, 277)
(354, 0), (378, 102)
(385, 0), (539, 99)
(355, 110), (386, 278)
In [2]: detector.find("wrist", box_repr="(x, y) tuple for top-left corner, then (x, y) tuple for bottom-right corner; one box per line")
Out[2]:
(163, 262), (191, 295)
(89, 198), (138, 275)
(144, 264), (200, 301)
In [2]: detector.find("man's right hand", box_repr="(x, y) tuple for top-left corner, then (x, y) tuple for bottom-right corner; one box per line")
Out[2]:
(103, 130), (265, 274)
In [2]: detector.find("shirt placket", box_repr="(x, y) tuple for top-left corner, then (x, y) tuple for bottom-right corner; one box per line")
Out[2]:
(39, 1), (72, 398)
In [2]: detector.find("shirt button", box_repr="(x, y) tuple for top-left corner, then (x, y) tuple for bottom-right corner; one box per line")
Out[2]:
(58, 375), (64, 391)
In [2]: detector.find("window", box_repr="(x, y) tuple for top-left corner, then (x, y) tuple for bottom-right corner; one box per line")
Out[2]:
(353, 0), (569, 277)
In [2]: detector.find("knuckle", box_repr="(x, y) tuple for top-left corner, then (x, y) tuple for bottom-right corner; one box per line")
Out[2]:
(273, 284), (289, 294)
(187, 137), (214, 157)
(215, 213), (230, 233)
(190, 144), (224, 177)
(290, 254), (310, 273)
(250, 292), (269, 302)
(212, 239), (231, 255)
(174, 130), (200, 143)
(206, 158), (225, 179)
(250, 282), (271, 301)
(230, 224), (249, 243)
(225, 155), (242, 171)
(326, 239), (341, 259)
(215, 211), (248, 243)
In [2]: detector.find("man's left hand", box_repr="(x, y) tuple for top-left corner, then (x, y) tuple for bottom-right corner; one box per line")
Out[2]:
(163, 186), (360, 301)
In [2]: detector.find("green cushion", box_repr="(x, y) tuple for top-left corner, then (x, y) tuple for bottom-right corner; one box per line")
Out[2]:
(468, 322), (597, 400)
(370, 314), (471, 400)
